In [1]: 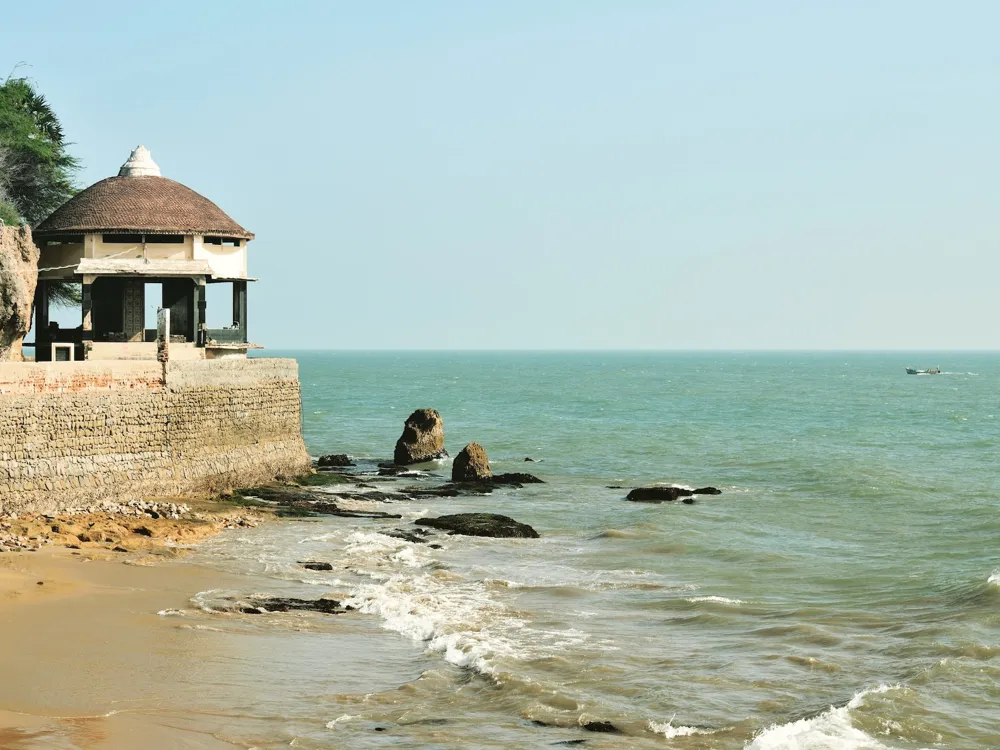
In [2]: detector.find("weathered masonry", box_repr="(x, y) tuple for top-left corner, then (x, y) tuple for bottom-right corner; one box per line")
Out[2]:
(31, 146), (255, 362)
(0, 358), (311, 514)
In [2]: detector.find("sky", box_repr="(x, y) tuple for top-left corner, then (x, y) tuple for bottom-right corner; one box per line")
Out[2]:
(5, 1), (1000, 349)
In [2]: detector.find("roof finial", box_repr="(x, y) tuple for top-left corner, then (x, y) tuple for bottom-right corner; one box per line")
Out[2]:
(119, 145), (161, 177)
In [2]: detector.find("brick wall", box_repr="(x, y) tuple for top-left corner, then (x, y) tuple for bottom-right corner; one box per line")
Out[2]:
(0, 358), (311, 513)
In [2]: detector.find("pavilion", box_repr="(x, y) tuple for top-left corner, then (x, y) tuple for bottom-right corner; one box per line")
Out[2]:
(31, 146), (254, 361)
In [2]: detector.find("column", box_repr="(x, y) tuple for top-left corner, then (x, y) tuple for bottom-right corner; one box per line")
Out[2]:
(80, 278), (93, 360)
(195, 281), (207, 346)
(233, 279), (248, 343)
(34, 281), (50, 360)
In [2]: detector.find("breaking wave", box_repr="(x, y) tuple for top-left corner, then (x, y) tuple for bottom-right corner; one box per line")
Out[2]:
(746, 684), (902, 750)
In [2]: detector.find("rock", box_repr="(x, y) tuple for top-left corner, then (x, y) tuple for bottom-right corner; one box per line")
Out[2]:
(626, 486), (694, 503)
(491, 473), (544, 485)
(384, 529), (430, 543)
(415, 513), (539, 539)
(299, 561), (333, 571)
(0, 226), (39, 361)
(693, 486), (722, 495)
(394, 409), (448, 465)
(682, 497), (696, 505)
(582, 721), (621, 734)
(318, 454), (355, 468)
(452, 443), (492, 482)
(524, 457), (536, 462)
(237, 597), (346, 615)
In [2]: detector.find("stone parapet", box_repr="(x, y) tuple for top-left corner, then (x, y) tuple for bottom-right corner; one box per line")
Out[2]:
(0, 358), (311, 513)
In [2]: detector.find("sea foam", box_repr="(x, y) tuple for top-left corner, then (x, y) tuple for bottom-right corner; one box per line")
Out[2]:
(746, 684), (901, 750)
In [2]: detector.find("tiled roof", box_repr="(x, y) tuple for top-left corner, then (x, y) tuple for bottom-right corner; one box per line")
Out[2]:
(35, 176), (253, 240)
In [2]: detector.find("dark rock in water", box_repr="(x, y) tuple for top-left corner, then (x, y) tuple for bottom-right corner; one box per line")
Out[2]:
(626, 486), (694, 503)
(318, 453), (355, 468)
(524, 457), (537, 462)
(299, 561), (333, 571)
(288, 501), (402, 520)
(394, 408), (448, 465)
(582, 721), (621, 734)
(551, 741), (587, 746)
(415, 513), (539, 539)
(452, 442), (492, 482)
(406, 486), (463, 498)
(693, 486), (722, 495)
(428, 543), (443, 549)
(335, 490), (410, 503)
(682, 497), (696, 505)
(239, 597), (346, 615)
(492, 472), (544, 485)
(385, 529), (430, 544)
(606, 485), (626, 489)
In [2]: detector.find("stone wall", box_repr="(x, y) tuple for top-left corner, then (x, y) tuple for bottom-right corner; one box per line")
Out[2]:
(0, 358), (311, 513)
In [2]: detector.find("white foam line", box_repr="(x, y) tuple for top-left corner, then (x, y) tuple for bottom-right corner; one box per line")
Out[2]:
(746, 684), (903, 750)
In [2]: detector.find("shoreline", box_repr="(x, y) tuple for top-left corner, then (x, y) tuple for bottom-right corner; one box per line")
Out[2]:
(0, 494), (282, 748)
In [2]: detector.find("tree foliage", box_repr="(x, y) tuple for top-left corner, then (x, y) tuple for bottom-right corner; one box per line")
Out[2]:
(0, 75), (79, 225)
(0, 72), (81, 304)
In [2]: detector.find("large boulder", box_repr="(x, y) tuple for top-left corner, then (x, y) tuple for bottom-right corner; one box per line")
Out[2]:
(452, 442), (491, 482)
(415, 513), (539, 539)
(394, 409), (448, 465)
(0, 225), (39, 361)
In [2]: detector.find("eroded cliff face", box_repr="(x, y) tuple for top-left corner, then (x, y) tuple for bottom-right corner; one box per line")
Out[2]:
(0, 225), (38, 361)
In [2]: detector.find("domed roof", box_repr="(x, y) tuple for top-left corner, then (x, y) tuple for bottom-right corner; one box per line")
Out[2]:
(35, 146), (253, 240)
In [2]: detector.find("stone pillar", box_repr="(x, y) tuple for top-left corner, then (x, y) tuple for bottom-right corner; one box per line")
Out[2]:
(195, 281), (207, 346)
(156, 307), (170, 362)
(233, 279), (248, 343)
(34, 281), (50, 360)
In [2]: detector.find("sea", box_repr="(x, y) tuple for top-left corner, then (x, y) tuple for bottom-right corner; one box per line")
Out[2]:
(164, 351), (1000, 749)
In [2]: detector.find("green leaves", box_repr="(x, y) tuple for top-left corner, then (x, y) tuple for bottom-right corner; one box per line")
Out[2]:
(0, 77), (79, 225)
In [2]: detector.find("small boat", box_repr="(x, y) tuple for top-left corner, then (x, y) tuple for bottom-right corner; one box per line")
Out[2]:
(905, 367), (941, 375)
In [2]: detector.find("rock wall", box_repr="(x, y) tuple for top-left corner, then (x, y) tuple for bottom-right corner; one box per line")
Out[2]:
(0, 358), (311, 514)
(0, 225), (39, 362)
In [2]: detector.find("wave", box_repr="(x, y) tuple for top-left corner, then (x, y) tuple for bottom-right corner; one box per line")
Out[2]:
(687, 595), (745, 605)
(745, 684), (902, 750)
(988, 569), (1000, 586)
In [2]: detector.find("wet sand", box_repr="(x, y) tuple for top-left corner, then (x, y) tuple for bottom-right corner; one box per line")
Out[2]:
(0, 501), (269, 749)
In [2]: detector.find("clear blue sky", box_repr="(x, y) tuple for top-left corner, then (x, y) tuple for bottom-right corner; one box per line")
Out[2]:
(6, 1), (999, 349)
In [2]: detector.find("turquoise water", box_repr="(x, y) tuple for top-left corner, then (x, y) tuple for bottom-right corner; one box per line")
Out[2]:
(185, 352), (1000, 748)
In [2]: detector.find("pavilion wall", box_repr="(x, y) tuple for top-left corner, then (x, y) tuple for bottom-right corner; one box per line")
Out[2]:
(0, 358), (311, 513)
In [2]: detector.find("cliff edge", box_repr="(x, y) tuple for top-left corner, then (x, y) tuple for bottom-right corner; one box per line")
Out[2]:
(0, 224), (38, 361)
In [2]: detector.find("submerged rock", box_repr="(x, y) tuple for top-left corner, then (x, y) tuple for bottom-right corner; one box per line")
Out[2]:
(626, 485), (721, 502)
(415, 513), (539, 539)
(581, 721), (621, 734)
(626, 486), (694, 503)
(238, 597), (346, 615)
(317, 454), (355, 468)
(394, 409), (448, 465)
(491, 472), (544, 485)
(299, 561), (333, 571)
(452, 443), (492, 482)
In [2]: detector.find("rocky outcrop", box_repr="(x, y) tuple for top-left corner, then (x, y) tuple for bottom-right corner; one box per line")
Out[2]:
(394, 408), (448, 465)
(415, 513), (539, 539)
(0, 225), (39, 361)
(452, 442), (491, 482)
(318, 454), (355, 468)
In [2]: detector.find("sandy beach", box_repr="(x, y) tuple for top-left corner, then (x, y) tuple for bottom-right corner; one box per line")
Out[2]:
(0, 500), (272, 749)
